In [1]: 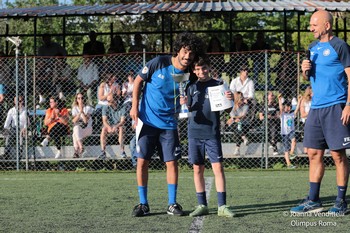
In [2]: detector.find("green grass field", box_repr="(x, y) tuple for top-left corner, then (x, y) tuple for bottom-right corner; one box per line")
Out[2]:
(0, 169), (348, 233)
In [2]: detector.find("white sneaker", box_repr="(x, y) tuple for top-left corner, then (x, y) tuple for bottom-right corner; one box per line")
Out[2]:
(273, 151), (279, 156)
(234, 147), (240, 156)
(55, 150), (61, 159)
(41, 138), (49, 147)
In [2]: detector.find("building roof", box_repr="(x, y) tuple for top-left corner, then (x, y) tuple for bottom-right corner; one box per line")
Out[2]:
(0, 0), (349, 18)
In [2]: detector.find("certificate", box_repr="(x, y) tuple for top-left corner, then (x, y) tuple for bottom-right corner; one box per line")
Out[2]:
(208, 84), (234, 111)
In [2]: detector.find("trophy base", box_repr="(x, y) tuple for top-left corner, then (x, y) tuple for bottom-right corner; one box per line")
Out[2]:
(179, 112), (191, 119)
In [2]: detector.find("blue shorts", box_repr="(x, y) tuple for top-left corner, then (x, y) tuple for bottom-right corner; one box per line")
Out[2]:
(0, 84), (5, 95)
(136, 123), (181, 162)
(304, 104), (350, 150)
(188, 138), (223, 165)
(282, 131), (295, 152)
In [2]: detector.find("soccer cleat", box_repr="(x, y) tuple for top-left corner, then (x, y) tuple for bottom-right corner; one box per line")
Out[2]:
(132, 203), (150, 217)
(290, 198), (323, 213)
(97, 151), (106, 160)
(167, 203), (184, 216)
(120, 151), (127, 158)
(329, 198), (349, 214)
(189, 204), (209, 217)
(218, 205), (236, 217)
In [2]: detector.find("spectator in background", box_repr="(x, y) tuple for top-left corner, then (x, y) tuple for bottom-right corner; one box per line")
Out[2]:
(207, 36), (225, 76)
(121, 70), (135, 114)
(278, 93), (301, 168)
(83, 30), (105, 56)
(259, 91), (280, 155)
(41, 97), (69, 159)
(273, 51), (298, 97)
(77, 55), (99, 106)
(0, 95), (29, 160)
(71, 93), (94, 158)
(251, 31), (271, 86)
(299, 86), (312, 154)
(229, 65), (255, 103)
(108, 35), (126, 54)
(37, 34), (67, 105)
(228, 33), (249, 77)
(226, 91), (249, 156)
(0, 52), (9, 105)
(52, 53), (74, 101)
(129, 33), (148, 53)
(98, 93), (126, 159)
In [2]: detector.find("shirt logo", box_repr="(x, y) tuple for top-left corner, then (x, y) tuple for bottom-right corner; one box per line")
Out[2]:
(342, 137), (350, 146)
(158, 74), (165, 79)
(323, 49), (330, 56)
(141, 66), (148, 74)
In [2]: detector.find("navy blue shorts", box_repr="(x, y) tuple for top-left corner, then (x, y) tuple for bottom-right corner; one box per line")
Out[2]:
(282, 131), (295, 152)
(304, 104), (350, 150)
(188, 138), (223, 165)
(136, 123), (181, 162)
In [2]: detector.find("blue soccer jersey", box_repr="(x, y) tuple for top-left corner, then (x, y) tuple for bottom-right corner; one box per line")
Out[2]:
(138, 55), (184, 130)
(309, 37), (350, 109)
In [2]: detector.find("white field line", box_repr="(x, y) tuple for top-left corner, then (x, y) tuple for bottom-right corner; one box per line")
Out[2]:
(188, 177), (214, 233)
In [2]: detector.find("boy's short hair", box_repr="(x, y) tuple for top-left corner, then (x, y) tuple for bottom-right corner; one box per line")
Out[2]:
(283, 101), (292, 107)
(192, 56), (211, 68)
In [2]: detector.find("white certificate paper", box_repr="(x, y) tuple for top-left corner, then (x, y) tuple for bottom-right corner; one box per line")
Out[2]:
(208, 84), (234, 111)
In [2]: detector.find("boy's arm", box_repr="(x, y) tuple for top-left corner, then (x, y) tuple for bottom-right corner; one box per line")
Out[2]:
(278, 94), (283, 114)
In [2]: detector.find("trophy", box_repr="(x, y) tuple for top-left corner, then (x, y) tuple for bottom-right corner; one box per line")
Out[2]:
(171, 73), (191, 119)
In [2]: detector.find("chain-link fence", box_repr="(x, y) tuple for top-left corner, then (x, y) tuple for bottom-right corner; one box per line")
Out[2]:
(0, 51), (339, 171)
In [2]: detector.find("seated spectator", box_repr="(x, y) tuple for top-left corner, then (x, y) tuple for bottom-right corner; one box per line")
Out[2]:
(250, 31), (271, 86)
(129, 33), (148, 53)
(37, 34), (67, 105)
(77, 55), (99, 106)
(52, 53), (74, 100)
(71, 93), (94, 158)
(41, 97), (69, 159)
(95, 71), (120, 112)
(121, 70), (135, 114)
(299, 86), (312, 154)
(83, 30), (105, 56)
(229, 65), (255, 103)
(226, 91), (249, 156)
(108, 35), (126, 54)
(258, 91), (280, 155)
(0, 95), (29, 160)
(207, 36), (225, 76)
(98, 93), (126, 159)
(228, 33), (249, 77)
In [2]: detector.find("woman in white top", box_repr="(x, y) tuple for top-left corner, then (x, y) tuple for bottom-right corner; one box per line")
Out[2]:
(96, 72), (120, 110)
(71, 93), (94, 158)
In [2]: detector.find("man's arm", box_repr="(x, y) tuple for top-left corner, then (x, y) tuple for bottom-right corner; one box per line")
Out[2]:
(341, 67), (350, 125)
(130, 75), (144, 125)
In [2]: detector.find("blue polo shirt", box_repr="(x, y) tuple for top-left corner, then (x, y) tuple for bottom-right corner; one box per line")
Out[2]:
(308, 37), (350, 109)
(138, 55), (184, 130)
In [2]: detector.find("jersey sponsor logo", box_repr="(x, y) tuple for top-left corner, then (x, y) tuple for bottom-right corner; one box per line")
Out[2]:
(141, 66), (149, 74)
(157, 74), (165, 79)
(323, 49), (330, 56)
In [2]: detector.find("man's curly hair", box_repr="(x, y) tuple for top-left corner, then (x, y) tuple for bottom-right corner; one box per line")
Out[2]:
(172, 32), (205, 58)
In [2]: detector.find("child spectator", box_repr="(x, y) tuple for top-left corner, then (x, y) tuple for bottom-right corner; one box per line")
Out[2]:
(185, 56), (236, 217)
(278, 93), (301, 168)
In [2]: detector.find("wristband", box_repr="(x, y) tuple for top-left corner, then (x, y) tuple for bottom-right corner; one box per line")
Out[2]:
(346, 102), (350, 106)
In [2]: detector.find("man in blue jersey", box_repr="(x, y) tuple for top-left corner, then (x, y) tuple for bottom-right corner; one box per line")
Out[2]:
(290, 10), (350, 214)
(130, 32), (204, 217)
